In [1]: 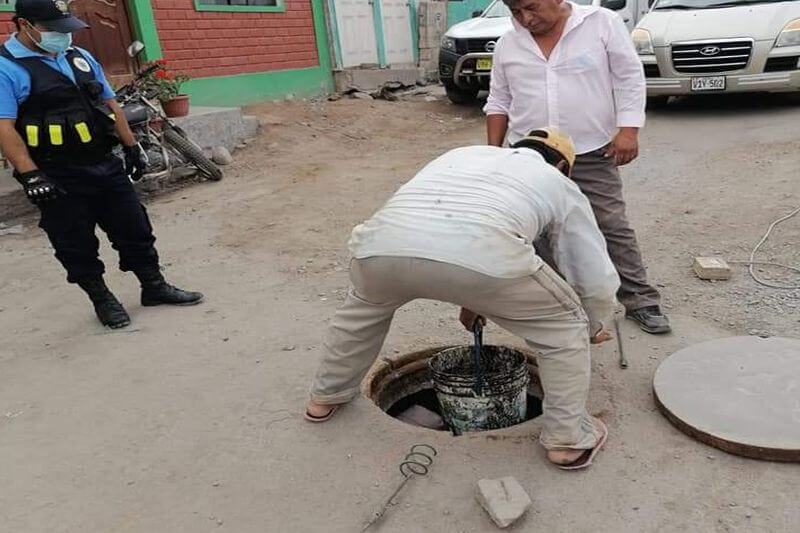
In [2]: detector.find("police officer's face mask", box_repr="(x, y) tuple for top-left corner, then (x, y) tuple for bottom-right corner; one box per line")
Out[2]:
(24, 22), (73, 55)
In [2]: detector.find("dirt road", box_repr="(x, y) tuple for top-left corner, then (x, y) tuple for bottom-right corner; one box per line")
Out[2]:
(1, 90), (798, 532)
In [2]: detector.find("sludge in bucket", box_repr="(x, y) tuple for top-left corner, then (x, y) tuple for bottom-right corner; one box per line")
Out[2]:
(428, 345), (530, 435)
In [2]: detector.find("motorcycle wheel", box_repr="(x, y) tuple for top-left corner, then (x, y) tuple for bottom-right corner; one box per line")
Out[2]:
(163, 126), (224, 181)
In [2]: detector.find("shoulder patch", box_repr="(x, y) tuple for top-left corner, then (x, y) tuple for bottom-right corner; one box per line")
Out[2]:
(73, 56), (91, 73)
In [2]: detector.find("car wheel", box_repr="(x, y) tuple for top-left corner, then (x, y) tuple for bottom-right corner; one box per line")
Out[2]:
(444, 81), (479, 105)
(647, 96), (670, 110)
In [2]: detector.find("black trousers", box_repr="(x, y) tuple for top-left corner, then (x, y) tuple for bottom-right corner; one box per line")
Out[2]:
(38, 155), (159, 283)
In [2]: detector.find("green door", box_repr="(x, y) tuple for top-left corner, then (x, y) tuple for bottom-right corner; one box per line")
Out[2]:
(446, 0), (494, 28)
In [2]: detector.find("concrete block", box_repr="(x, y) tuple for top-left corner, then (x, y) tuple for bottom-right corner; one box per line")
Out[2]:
(693, 256), (731, 280)
(172, 106), (260, 151)
(476, 477), (532, 529)
(418, 1), (448, 48)
(419, 49), (434, 62)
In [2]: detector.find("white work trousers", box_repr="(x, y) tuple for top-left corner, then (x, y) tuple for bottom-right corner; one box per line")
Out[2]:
(309, 256), (603, 450)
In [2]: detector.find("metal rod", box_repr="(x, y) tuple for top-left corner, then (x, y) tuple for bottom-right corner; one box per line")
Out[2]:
(472, 321), (485, 396)
(614, 317), (628, 369)
(362, 477), (411, 532)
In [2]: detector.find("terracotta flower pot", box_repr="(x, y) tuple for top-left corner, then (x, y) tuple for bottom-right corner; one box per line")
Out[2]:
(161, 94), (190, 118)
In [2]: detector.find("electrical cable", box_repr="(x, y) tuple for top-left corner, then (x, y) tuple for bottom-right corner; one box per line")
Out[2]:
(729, 205), (800, 290)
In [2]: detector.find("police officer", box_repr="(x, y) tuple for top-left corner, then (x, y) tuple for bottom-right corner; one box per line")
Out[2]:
(0, 0), (203, 329)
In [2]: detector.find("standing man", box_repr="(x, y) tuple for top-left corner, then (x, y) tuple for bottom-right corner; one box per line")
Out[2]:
(306, 129), (619, 470)
(485, 0), (670, 334)
(0, 0), (203, 329)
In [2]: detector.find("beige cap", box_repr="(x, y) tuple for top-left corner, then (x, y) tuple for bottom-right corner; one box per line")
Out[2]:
(512, 127), (577, 170)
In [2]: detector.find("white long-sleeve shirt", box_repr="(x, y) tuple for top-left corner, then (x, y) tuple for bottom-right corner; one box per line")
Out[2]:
(483, 4), (646, 154)
(349, 146), (620, 328)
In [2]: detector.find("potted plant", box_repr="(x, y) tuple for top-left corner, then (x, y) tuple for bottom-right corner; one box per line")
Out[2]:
(144, 60), (191, 118)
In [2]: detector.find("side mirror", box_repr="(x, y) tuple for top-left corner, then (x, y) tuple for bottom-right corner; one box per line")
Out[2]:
(127, 41), (145, 58)
(601, 0), (627, 10)
(471, 10), (483, 17)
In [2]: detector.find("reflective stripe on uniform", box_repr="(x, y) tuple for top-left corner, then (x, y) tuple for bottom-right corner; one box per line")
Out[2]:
(49, 124), (63, 146)
(25, 125), (39, 147)
(74, 122), (92, 143)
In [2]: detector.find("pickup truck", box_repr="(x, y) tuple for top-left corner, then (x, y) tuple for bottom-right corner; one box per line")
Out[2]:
(439, 0), (649, 104)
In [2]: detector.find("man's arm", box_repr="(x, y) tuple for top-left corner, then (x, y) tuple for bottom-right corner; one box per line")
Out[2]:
(0, 119), (65, 203)
(484, 39), (511, 147)
(0, 67), (36, 173)
(106, 98), (137, 147)
(75, 48), (136, 148)
(546, 178), (621, 334)
(0, 119), (37, 173)
(487, 114), (509, 147)
(106, 98), (149, 181)
(604, 13), (646, 166)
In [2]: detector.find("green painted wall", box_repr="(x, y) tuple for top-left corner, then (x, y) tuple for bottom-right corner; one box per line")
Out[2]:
(183, 66), (332, 106)
(127, 0), (163, 62)
(447, 0), (493, 27)
(371, 0), (388, 67)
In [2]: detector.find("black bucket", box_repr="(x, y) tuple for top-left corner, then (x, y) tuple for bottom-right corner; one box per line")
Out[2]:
(428, 345), (530, 435)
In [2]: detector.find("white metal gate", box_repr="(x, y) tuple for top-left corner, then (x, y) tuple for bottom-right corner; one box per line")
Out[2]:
(335, 0), (379, 67)
(380, 0), (414, 65)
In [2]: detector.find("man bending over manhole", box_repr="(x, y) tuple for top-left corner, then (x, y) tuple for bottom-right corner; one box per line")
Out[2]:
(305, 128), (619, 470)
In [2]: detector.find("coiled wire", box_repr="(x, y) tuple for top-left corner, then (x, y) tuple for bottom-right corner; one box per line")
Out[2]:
(399, 444), (437, 477)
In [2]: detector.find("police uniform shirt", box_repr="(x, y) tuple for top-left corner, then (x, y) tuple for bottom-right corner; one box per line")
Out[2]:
(0, 34), (115, 120)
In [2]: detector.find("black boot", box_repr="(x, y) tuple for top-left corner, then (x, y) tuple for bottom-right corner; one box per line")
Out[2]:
(77, 277), (131, 329)
(135, 267), (204, 307)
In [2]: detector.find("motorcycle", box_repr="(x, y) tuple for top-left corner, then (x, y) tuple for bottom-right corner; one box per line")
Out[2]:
(114, 41), (223, 183)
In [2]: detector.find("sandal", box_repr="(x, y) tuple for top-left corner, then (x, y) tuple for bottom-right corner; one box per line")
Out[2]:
(554, 418), (608, 471)
(304, 405), (339, 423)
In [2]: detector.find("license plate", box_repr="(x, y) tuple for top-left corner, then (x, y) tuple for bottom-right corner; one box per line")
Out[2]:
(476, 58), (493, 71)
(691, 76), (726, 92)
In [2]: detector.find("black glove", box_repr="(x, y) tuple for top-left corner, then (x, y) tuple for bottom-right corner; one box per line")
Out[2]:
(15, 170), (64, 205)
(123, 143), (149, 182)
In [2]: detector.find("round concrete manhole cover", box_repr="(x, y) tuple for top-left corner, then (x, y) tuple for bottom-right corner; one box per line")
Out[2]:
(654, 336), (800, 462)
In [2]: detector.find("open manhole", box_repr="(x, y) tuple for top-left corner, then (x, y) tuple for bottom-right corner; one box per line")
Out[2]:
(365, 346), (543, 434)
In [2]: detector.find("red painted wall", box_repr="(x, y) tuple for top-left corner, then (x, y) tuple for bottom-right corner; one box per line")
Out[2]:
(0, 0), (320, 79)
(153, 0), (320, 79)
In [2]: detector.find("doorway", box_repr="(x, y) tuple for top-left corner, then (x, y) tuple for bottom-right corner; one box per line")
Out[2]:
(70, 0), (136, 85)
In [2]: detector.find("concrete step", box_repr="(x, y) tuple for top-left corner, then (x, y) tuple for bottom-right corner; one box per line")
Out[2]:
(334, 68), (426, 92)
(171, 106), (260, 151)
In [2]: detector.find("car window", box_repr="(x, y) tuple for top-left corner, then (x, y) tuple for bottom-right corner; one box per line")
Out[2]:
(484, 1), (511, 17)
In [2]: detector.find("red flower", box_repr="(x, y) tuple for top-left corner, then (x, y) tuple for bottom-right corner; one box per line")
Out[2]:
(155, 70), (171, 79)
(156, 59), (168, 66)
